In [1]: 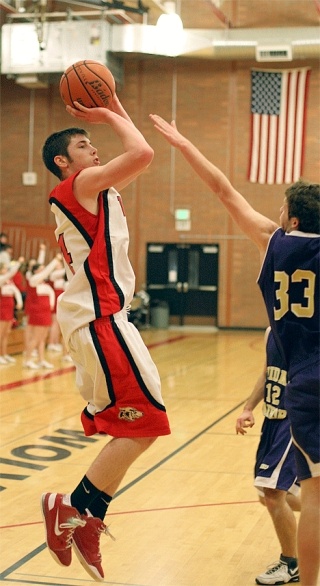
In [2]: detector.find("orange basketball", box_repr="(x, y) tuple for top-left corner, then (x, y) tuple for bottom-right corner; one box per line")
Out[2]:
(59, 60), (115, 109)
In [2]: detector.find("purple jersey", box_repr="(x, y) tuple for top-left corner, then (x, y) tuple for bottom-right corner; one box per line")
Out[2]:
(263, 329), (287, 419)
(258, 228), (320, 377)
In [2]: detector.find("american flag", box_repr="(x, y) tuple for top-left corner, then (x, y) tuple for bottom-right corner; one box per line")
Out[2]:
(248, 68), (311, 185)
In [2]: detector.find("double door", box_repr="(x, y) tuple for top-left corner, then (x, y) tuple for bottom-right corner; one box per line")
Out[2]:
(146, 243), (219, 325)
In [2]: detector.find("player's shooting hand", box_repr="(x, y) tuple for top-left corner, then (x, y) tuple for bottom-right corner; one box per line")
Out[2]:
(106, 93), (120, 112)
(66, 102), (115, 124)
(106, 94), (134, 124)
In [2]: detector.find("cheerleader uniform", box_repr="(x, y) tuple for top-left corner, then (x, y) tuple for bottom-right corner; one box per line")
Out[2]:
(49, 267), (66, 314)
(47, 267), (66, 351)
(27, 259), (57, 326)
(0, 271), (23, 364)
(0, 281), (23, 321)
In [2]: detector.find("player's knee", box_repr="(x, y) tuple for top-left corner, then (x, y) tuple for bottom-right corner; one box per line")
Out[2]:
(258, 494), (266, 507)
(264, 488), (285, 511)
(136, 436), (157, 452)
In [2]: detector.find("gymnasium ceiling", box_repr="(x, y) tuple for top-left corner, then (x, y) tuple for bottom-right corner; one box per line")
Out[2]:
(1, 0), (319, 68)
(1, 0), (319, 29)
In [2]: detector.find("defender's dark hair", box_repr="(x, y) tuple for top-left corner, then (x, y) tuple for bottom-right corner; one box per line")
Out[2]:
(42, 128), (89, 180)
(285, 180), (320, 234)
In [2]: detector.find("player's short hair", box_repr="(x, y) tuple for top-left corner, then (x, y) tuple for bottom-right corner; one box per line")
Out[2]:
(286, 180), (320, 234)
(42, 128), (89, 179)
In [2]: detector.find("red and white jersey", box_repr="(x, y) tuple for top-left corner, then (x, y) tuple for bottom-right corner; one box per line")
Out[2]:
(49, 173), (135, 345)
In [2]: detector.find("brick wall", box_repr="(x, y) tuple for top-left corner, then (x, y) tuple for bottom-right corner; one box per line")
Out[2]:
(1, 56), (319, 328)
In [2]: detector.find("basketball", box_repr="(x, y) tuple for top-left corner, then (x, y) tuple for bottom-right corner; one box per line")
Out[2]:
(59, 60), (115, 109)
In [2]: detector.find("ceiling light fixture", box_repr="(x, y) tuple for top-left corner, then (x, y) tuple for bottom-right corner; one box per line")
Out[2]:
(156, 1), (183, 34)
(155, 1), (183, 56)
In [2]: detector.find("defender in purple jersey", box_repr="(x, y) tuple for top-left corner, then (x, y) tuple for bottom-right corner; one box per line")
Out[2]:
(150, 114), (319, 586)
(40, 96), (170, 581)
(236, 327), (300, 584)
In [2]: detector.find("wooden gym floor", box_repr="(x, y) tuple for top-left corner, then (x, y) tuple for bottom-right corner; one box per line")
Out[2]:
(0, 327), (314, 586)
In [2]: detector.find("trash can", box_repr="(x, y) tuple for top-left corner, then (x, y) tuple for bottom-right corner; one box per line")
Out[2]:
(150, 300), (170, 329)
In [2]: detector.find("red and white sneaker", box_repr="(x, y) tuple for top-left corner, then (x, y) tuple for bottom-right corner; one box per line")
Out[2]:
(73, 513), (115, 582)
(41, 493), (86, 567)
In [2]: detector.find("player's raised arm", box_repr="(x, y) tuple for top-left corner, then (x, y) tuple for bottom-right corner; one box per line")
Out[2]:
(107, 93), (135, 124)
(149, 115), (278, 255)
(65, 100), (154, 199)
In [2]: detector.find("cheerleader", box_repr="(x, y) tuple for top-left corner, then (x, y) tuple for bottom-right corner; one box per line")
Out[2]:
(47, 258), (66, 352)
(23, 243), (47, 363)
(0, 260), (24, 364)
(23, 254), (62, 369)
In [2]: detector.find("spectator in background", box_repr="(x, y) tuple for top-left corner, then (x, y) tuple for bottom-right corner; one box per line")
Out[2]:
(23, 244), (47, 361)
(23, 254), (62, 370)
(47, 258), (73, 363)
(0, 257), (24, 364)
(0, 232), (9, 251)
(11, 262), (26, 306)
(47, 257), (65, 353)
(0, 238), (26, 315)
(0, 243), (13, 267)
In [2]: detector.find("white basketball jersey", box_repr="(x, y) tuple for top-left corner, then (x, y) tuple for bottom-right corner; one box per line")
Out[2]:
(49, 174), (135, 344)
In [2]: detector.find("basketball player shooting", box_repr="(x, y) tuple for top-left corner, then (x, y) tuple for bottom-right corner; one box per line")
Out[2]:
(40, 96), (171, 581)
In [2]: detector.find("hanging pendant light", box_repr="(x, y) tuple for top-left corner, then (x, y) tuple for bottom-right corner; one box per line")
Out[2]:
(156, 1), (183, 35)
(156, 1), (183, 56)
